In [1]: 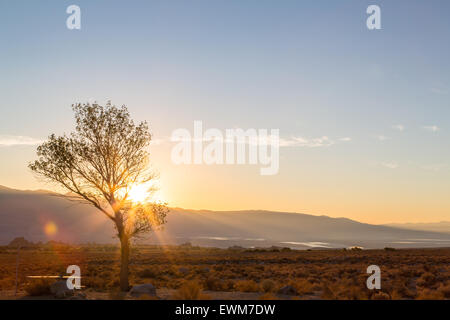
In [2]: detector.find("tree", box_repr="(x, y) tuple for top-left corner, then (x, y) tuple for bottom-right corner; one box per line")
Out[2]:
(29, 102), (168, 291)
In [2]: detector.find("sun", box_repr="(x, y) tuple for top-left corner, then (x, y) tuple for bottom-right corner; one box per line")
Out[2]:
(127, 182), (166, 204)
(128, 184), (150, 203)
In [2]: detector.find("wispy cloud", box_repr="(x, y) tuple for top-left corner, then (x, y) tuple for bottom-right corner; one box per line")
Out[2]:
(392, 124), (405, 131)
(420, 164), (447, 172)
(422, 125), (440, 132)
(431, 87), (447, 94)
(279, 136), (335, 148)
(167, 134), (351, 148)
(375, 135), (390, 141)
(0, 135), (43, 147)
(381, 162), (399, 169)
(430, 85), (448, 95)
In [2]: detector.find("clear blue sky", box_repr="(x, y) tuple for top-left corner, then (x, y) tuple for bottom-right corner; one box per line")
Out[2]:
(1, 1), (449, 223)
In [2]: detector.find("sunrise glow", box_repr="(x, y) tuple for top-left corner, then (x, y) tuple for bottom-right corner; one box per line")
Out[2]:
(128, 184), (150, 204)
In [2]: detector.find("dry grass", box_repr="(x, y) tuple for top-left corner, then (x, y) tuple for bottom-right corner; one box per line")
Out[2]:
(1, 244), (449, 300)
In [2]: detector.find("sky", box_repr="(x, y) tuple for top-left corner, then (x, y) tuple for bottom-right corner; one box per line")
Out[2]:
(1, 0), (450, 224)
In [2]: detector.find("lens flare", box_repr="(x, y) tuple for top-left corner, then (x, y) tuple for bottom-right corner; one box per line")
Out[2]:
(44, 221), (58, 236)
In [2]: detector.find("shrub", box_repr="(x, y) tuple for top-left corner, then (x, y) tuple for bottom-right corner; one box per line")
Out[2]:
(371, 291), (390, 300)
(108, 289), (127, 300)
(347, 287), (368, 300)
(137, 268), (156, 278)
(25, 279), (52, 296)
(221, 279), (235, 291)
(390, 284), (416, 299)
(84, 277), (109, 290)
(108, 278), (120, 288)
(417, 272), (436, 287)
(417, 288), (444, 300)
(0, 278), (14, 290)
(214, 265), (224, 272)
(234, 280), (260, 292)
(172, 281), (210, 300)
(261, 279), (276, 293)
(437, 283), (450, 299)
(321, 285), (335, 299)
(295, 279), (314, 295)
(204, 277), (223, 291)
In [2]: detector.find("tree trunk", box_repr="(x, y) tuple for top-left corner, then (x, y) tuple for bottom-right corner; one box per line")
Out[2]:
(119, 234), (130, 292)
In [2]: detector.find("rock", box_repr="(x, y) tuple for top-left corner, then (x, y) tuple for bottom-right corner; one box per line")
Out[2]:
(129, 284), (156, 298)
(50, 281), (74, 299)
(277, 285), (298, 296)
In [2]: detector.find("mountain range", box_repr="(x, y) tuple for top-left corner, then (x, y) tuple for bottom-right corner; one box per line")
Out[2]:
(1, 185), (449, 249)
(384, 222), (450, 234)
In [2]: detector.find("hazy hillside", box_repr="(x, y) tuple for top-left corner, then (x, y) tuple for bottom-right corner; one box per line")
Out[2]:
(0, 185), (115, 244)
(1, 185), (449, 249)
(156, 209), (450, 249)
(384, 222), (450, 234)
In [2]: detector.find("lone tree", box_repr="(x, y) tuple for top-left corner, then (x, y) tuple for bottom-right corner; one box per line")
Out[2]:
(29, 102), (167, 291)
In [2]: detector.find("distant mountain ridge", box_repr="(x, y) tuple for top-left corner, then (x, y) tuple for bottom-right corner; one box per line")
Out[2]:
(1, 185), (449, 249)
(384, 222), (450, 234)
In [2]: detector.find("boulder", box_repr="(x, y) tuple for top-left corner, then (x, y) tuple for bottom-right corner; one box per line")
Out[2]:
(129, 284), (157, 298)
(50, 281), (74, 299)
(277, 285), (298, 296)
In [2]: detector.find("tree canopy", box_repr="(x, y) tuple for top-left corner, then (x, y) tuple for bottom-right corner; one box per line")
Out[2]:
(29, 102), (167, 240)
